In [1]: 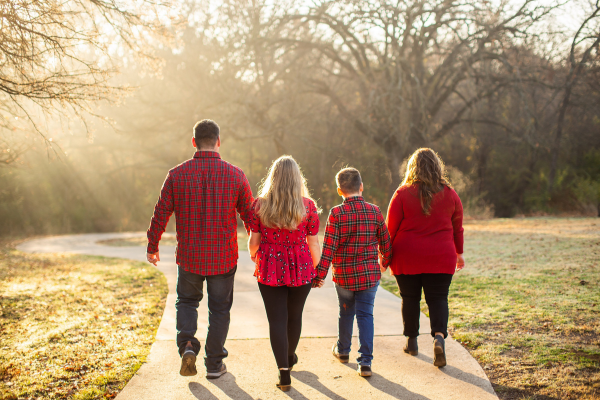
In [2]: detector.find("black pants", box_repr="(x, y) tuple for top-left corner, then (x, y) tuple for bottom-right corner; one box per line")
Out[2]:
(395, 273), (453, 339)
(258, 282), (311, 368)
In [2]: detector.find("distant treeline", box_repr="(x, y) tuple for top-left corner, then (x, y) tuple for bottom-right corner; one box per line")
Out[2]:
(1, 0), (599, 237)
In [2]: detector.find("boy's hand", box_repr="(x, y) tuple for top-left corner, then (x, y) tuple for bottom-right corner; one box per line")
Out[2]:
(311, 278), (324, 288)
(147, 252), (160, 266)
(456, 254), (465, 271)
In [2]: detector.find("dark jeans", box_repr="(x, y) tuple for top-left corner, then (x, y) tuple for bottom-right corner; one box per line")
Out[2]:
(395, 273), (453, 339)
(175, 265), (236, 372)
(258, 282), (311, 369)
(335, 282), (378, 366)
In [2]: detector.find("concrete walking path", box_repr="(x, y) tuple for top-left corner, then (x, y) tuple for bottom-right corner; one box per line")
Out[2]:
(18, 233), (497, 399)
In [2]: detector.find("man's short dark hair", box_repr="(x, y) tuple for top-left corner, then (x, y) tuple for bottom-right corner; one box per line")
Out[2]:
(193, 119), (220, 149)
(336, 167), (362, 194)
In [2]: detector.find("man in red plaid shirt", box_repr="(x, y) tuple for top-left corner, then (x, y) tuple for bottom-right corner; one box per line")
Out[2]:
(312, 167), (392, 377)
(146, 119), (254, 379)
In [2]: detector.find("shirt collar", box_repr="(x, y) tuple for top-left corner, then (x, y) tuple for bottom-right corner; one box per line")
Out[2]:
(343, 196), (364, 204)
(193, 151), (221, 159)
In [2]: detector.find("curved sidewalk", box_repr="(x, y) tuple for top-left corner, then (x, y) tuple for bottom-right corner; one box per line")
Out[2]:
(18, 233), (497, 400)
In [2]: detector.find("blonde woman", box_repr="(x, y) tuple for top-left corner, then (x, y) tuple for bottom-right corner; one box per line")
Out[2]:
(384, 148), (464, 368)
(247, 156), (321, 391)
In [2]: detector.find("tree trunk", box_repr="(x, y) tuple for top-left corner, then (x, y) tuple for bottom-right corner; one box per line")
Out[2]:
(384, 146), (405, 203)
(548, 85), (572, 194)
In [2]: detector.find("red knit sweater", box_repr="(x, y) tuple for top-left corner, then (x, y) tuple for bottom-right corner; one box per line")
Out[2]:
(386, 184), (464, 276)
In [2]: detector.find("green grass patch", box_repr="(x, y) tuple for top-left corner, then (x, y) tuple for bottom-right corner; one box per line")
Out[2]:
(381, 217), (600, 400)
(0, 243), (168, 400)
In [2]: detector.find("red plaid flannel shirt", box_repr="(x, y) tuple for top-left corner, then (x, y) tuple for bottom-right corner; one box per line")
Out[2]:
(147, 151), (254, 275)
(316, 196), (392, 291)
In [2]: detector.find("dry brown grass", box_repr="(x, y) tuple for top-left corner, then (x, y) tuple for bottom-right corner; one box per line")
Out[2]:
(381, 218), (600, 400)
(0, 243), (168, 400)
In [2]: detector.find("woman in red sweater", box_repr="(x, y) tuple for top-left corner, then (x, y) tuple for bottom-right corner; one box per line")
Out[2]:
(384, 148), (464, 367)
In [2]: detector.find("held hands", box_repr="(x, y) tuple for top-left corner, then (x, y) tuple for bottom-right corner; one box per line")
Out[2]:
(147, 252), (160, 266)
(456, 253), (465, 271)
(311, 278), (324, 288)
(378, 255), (387, 274)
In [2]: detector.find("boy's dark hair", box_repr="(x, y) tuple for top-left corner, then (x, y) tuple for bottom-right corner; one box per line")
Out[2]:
(336, 167), (362, 194)
(193, 119), (220, 149)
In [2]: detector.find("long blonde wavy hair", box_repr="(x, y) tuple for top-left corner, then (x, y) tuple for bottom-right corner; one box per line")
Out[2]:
(401, 148), (451, 215)
(257, 156), (319, 230)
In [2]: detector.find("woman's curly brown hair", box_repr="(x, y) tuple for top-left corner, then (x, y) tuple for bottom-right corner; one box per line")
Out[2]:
(401, 148), (451, 215)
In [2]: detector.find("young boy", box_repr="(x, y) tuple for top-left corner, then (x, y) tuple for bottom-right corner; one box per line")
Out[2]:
(312, 167), (392, 377)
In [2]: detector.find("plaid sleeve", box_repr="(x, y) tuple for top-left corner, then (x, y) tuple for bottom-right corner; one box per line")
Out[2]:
(147, 172), (174, 254)
(376, 208), (392, 268)
(316, 211), (339, 280)
(236, 173), (255, 232)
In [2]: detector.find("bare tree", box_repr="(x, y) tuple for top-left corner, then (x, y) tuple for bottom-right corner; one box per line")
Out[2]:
(548, 0), (600, 193)
(219, 0), (559, 194)
(0, 0), (176, 160)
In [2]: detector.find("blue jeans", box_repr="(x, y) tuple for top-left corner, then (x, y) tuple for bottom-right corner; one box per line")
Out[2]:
(175, 265), (236, 372)
(335, 282), (378, 366)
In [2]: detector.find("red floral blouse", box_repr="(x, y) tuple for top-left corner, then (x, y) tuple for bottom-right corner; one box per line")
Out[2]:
(248, 197), (319, 287)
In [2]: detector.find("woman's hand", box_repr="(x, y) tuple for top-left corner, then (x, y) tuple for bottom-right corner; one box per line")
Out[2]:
(248, 231), (261, 262)
(311, 278), (324, 288)
(456, 253), (465, 271)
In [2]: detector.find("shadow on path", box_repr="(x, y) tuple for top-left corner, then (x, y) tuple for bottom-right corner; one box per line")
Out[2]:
(292, 371), (346, 400)
(189, 382), (219, 399)
(300, 366), (431, 400)
(206, 373), (254, 400)
(416, 353), (495, 394)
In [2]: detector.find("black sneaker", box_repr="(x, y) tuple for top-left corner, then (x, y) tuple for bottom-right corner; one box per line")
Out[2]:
(180, 345), (197, 376)
(206, 363), (227, 379)
(276, 369), (291, 392)
(289, 354), (298, 371)
(403, 337), (418, 356)
(332, 343), (349, 363)
(433, 335), (446, 367)
(357, 364), (372, 377)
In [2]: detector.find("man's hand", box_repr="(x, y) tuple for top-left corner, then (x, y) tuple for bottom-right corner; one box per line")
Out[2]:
(311, 278), (324, 288)
(456, 253), (465, 271)
(147, 252), (160, 266)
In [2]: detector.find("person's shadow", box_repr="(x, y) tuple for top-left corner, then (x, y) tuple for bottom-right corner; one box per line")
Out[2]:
(293, 368), (431, 400)
(188, 382), (219, 400)
(189, 373), (254, 400)
(416, 353), (496, 395)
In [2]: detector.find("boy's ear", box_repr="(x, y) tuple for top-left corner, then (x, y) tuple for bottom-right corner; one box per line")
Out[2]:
(360, 182), (364, 192)
(337, 187), (344, 197)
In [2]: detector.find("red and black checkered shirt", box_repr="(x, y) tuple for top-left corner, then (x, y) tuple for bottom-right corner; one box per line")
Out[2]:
(147, 151), (254, 275)
(316, 196), (392, 291)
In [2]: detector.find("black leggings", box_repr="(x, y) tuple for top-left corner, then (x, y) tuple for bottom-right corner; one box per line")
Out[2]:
(395, 273), (453, 339)
(258, 283), (311, 368)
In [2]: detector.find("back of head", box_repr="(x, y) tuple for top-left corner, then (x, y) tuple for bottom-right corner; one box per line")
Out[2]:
(336, 167), (362, 195)
(194, 119), (220, 150)
(258, 156), (315, 230)
(401, 148), (450, 215)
